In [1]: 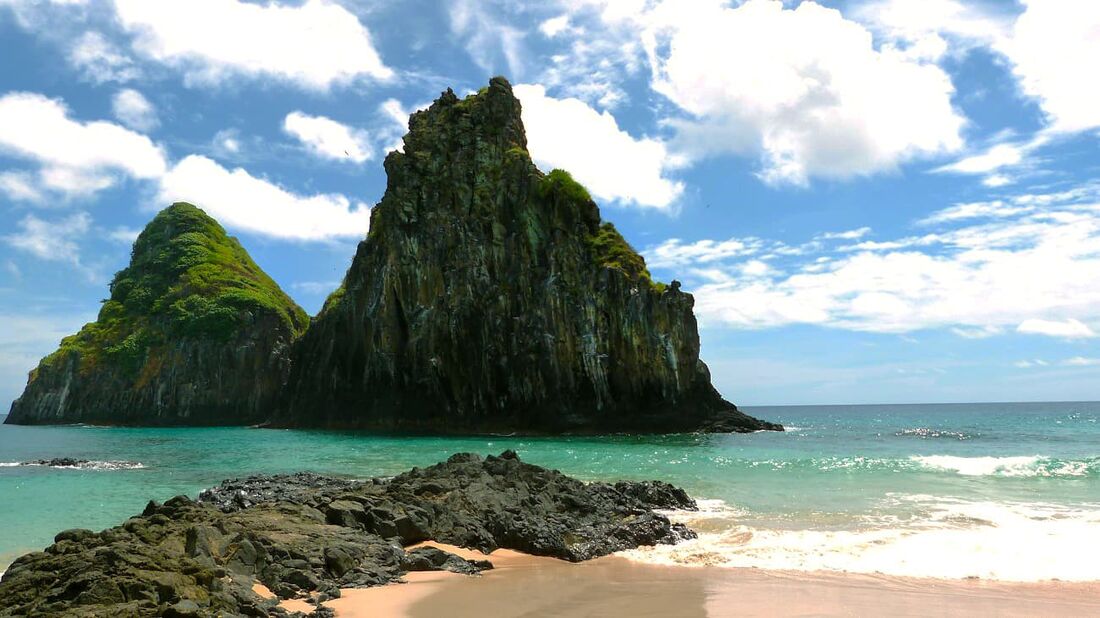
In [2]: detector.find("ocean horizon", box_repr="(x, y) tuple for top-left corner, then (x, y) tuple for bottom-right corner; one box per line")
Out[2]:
(3, 400), (1097, 583)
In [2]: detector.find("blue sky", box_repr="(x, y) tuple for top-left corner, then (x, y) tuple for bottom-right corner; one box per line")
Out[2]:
(0, 0), (1099, 407)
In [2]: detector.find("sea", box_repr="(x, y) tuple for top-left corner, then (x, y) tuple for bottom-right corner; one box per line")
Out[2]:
(1, 402), (1097, 582)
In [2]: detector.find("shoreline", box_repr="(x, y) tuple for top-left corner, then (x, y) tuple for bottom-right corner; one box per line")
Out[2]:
(297, 543), (1100, 617)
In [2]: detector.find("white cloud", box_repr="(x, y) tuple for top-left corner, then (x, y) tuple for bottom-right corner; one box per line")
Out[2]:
(951, 325), (1003, 339)
(819, 227), (872, 240)
(4, 211), (91, 264)
(1064, 356), (1100, 367)
(449, 0), (525, 78)
(862, 0), (1100, 135)
(651, 184), (1100, 337)
(647, 237), (762, 269)
(642, 0), (965, 185)
(108, 226), (141, 244)
(113, 0), (392, 90)
(539, 14), (571, 37)
(855, 0), (1007, 60)
(1016, 318), (1096, 339)
(918, 200), (1033, 226)
(376, 99), (410, 154)
(283, 111), (371, 163)
(982, 174), (1013, 188)
(936, 143), (1024, 175)
(0, 171), (44, 203)
(111, 88), (157, 131)
(157, 155), (370, 241)
(998, 0), (1100, 133)
(515, 83), (682, 209)
(0, 91), (166, 199)
(68, 31), (139, 84)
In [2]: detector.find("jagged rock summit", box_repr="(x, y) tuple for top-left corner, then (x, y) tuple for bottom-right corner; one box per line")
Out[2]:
(5, 202), (308, 426)
(278, 77), (780, 433)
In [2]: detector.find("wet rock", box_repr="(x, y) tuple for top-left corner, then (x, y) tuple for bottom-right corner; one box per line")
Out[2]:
(0, 452), (697, 616)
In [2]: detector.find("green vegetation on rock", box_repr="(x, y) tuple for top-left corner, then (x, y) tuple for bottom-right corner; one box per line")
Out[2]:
(39, 202), (308, 377)
(537, 168), (592, 204)
(588, 222), (664, 290)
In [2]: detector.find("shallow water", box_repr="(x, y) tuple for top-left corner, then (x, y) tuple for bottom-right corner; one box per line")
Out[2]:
(1, 401), (1097, 581)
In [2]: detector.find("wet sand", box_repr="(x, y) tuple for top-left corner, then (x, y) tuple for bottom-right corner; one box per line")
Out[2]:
(302, 542), (1100, 617)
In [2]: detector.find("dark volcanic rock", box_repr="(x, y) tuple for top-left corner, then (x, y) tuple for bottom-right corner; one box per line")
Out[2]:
(21, 458), (145, 470)
(278, 77), (780, 434)
(0, 452), (698, 617)
(5, 203), (309, 427)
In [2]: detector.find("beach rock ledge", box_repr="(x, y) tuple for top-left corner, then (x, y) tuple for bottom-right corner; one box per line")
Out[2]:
(0, 452), (697, 617)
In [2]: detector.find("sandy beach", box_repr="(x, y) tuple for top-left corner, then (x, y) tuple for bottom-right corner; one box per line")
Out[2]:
(269, 542), (1100, 617)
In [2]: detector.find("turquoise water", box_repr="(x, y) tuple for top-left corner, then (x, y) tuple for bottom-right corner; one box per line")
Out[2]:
(2, 402), (1098, 581)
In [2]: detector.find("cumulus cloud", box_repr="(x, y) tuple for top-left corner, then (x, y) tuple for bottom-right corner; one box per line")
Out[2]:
(283, 112), (371, 164)
(515, 83), (682, 209)
(641, 0), (965, 185)
(111, 88), (157, 131)
(998, 0), (1100, 133)
(157, 155), (371, 241)
(0, 91), (166, 199)
(645, 183), (1100, 338)
(113, 0), (392, 90)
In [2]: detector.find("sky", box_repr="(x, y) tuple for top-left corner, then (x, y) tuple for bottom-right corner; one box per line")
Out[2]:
(0, 0), (1098, 407)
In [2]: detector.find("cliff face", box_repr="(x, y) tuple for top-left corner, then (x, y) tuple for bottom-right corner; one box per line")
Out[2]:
(279, 78), (780, 433)
(5, 203), (308, 426)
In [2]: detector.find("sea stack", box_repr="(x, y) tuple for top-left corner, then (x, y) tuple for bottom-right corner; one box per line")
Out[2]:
(278, 77), (780, 433)
(5, 203), (308, 426)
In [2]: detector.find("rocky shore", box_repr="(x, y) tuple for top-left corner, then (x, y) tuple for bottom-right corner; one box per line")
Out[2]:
(0, 452), (697, 617)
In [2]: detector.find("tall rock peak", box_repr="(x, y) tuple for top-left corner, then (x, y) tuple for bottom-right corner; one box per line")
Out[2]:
(280, 78), (781, 433)
(5, 202), (308, 426)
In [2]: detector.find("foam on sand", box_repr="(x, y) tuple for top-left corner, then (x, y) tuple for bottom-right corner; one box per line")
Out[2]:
(619, 496), (1100, 582)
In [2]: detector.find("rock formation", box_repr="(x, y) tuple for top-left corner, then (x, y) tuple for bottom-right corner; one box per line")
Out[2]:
(0, 452), (698, 617)
(278, 77), (779, 433)
(5, 78), (781, 434)
(5, 203), (309, 426)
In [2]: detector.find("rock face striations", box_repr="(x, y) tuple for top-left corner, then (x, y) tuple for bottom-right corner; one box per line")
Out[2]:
(5, 203), (309, 426)
(278, 77), (778, 433)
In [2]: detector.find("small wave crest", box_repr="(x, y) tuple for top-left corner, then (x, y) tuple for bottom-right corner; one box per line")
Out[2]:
(620, 496), (1100, 582)
(895, 427), (974, 440)
(911, 455), (1095, 477)
(4, 459), (146, 470)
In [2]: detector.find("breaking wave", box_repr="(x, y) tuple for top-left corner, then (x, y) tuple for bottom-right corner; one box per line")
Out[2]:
(911, 455), (1096, 478)
(620, 496), (1100, 582)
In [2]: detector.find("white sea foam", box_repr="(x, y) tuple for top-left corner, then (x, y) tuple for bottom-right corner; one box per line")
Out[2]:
(5, 460), (146, 470)
(622, 496), (1100, 582)
(911, 454), (1091, 477)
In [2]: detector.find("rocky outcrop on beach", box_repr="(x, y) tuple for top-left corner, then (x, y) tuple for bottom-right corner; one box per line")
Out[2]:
(0, 452), (697, 617)
(278, 77), (779, 434)
(5, 203), (309, 426)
